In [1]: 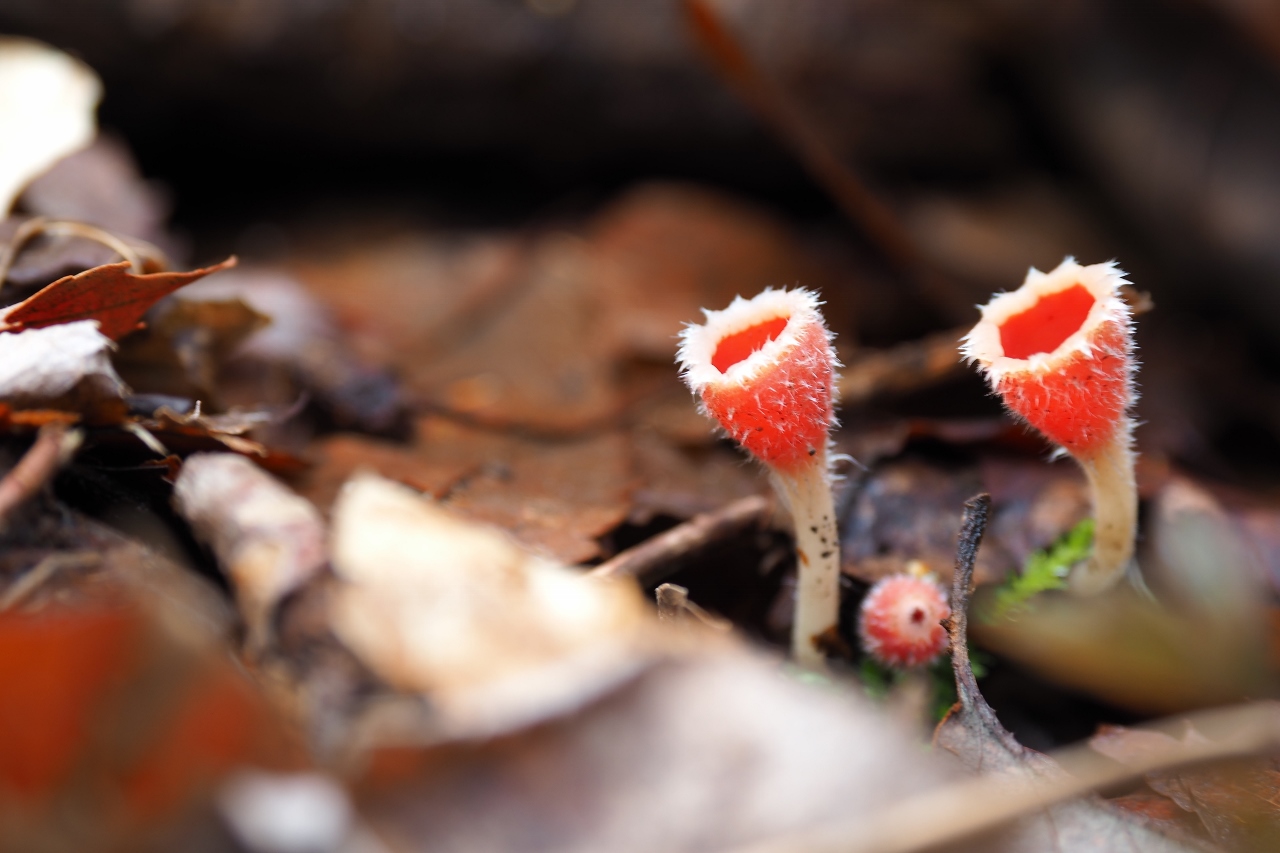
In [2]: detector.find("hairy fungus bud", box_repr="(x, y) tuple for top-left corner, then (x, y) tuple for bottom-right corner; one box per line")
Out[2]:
(678, 288), (841, 668)
(858, 572), (951, 669)
(962, 258), (1138, 594)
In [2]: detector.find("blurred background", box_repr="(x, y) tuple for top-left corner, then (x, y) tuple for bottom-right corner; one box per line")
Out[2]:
(3, 0), (1280, 492)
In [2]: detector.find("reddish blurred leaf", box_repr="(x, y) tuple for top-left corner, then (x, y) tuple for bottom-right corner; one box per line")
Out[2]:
(0, 256), (237, 341)
(0, 514), (309, 848)
(120, 662), (297, 822)
(0, 607), (139, 803)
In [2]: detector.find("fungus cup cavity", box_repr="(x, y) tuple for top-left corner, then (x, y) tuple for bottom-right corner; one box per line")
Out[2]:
(678, 288), (841, 668)
(962, 257), (1138, 595)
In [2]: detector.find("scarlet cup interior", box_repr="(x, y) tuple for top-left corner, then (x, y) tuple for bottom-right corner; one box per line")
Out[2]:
(711, 316), (789, 373)
(998, 283), (1095, 360)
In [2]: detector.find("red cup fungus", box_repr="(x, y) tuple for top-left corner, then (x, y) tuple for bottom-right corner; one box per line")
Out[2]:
(678, 288), (841, 668)
(962, 258), (1138, 594)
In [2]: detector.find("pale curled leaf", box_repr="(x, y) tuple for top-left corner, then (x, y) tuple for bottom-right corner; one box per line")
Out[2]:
(0, 320), (125, 409)
(0, 38), (100, 216)
(330, 473), (660, 739)
(355, 649), (957, 853)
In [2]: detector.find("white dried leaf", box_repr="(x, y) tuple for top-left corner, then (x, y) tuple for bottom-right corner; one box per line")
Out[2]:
(173, 453), (328, 654)
(331, 473), (660, 739)
(0, 320), (125, 408)
(0, 37), (101, 216)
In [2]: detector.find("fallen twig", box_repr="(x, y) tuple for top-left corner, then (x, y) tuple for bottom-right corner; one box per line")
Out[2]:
(0, 216), (166, 294)
(947, 494), (991, 715)
(587, 494), (771, 586)
(0, 552), (100, 611)
(655, 583), (733, 631)
(0, 422), (82, 531)
(682, 0), (969, 322)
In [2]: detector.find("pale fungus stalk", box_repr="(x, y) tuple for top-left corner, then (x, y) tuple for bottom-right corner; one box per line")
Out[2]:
(677, 288), (841, 668)
(962, 258), (1138, 595)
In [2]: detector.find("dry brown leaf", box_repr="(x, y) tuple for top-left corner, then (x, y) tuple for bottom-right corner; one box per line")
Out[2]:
(296, 432), (476, 514)
(1092, 721), (1280, 849)
(586, 182), (843, 361)
(0, 257), (237, 341)
(112, 294), (270, 401)
(440, 427), (636, 564)
(0, 38), (100, 216)
(173, 267), (408, 434)
(410, 233), (620, 431)
(300, 416), (636, 564)
(288, 232), (526, 373)
(287, 232), (539, 426)
(628, 427), (767, 522)
(330, 472), (659, 739)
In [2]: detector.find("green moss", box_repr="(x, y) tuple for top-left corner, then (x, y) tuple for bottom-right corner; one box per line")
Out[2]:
(987, 517), (1095, 622)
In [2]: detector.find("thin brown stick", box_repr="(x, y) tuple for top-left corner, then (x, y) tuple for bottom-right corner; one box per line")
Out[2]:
(682, 0), (968, 322)
(0, 552), (100, 611)
(0, 217), (167, 297)
(587, 494), (771, 586)
(948, 494), (991, 714)
(655, 583), (733, 630)
(0, 422), (82, 531)
(839, 328), (967, 406)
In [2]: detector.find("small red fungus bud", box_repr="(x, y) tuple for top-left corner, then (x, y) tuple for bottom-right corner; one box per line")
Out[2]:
(677, 288), (837, 473)
(962, 258), (1139, 594)
(677, 288), (842, 668)
(858, 573), (951, 669)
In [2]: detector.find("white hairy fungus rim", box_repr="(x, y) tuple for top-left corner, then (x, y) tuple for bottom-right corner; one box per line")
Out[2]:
(677, 287), (825, 393)
(960, 257), (1131, 384)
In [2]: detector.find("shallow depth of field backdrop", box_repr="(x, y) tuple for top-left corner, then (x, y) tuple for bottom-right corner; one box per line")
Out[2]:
(1, 1), (1280, 852)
